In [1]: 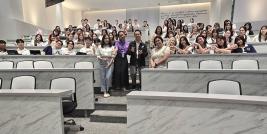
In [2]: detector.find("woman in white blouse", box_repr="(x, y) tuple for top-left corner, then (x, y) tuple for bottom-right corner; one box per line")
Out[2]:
(150, 36), (170, 68)
(253, 25), (267, 42)
(96, 35), (117, 97)
(192, 35), (210, 54)
(62, 41), (76, 55)
(30, 34), (46, 46)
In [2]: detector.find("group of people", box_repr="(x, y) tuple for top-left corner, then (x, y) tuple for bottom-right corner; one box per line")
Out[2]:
(93, 30), (148, 97)
(148, 18), (267, 68)
(0, 30), (148, 98)
(1, 17), (267, 97)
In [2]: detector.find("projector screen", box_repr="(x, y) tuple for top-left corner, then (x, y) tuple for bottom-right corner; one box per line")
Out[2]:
(45, 0), (64, 7)
(233, 0), (267, 31)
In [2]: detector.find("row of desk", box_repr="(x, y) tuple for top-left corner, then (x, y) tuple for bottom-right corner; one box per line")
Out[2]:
(141, 69), (267, 96)
(0, 89), (70, 134)
(128, 51), (267, 133)
(6, 42), (267, 53)
(0, 55), (100, 87)
(0, 69), (94, 110)
(127, 91), (267, 134)
(128, 68), (267, 133)
(1, 53), (267, 88)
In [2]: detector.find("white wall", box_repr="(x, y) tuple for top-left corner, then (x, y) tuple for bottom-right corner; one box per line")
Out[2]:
(0, 0), (24, 39)
(22, 0), (59, 30)
(209, 0), (232, 25)
(0, 0), (82, 40)
(126, 7), (159, 33)
(233, 0), (267, 30)
(22, 0), (82, 29)
(83, 9), (126, 26)
(83, 8), (159, 34)
(83, 3), (212, 32)
(9, 0), (24, 20)
(62, 6), (82, 28)
(159, 3), (210, 25)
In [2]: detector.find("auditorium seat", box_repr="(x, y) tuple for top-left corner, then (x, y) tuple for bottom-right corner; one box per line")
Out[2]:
(207, 80), (241, 95)
(0, 61), (14, 69)
(199, 60), (223, 70)
(11, 76), (35, 89)
(74, 61), (94, 69)
(167, 60), (188, 70)
(34, 61), (53, 69)
(17, 61), (34, 69)
(50, 78), (76, 114)
(232, 60), (259, 70)
(50, 77), (84, 132)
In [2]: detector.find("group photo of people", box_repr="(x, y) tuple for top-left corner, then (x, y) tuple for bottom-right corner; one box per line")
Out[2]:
(1, 16), (267, 97)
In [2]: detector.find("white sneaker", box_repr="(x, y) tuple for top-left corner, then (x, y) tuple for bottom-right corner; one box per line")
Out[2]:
(104, 93), (110, 98)
(106, 93), (110, 97)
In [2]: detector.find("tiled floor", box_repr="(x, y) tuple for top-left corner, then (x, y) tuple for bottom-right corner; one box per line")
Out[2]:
(65, 118), (126, 134)
(65, 93), (127, 134)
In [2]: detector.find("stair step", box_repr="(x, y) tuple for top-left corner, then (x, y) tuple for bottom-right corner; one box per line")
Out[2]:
(95, 95), (127, 105)
(90, 110), (127, 123)
(95, 103), (126, 111)
(95, 95), (127, 111)
(109, 90), (132, 96)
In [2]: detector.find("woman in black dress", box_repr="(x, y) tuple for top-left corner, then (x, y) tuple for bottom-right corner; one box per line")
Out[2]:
(113, 31), (129, 90)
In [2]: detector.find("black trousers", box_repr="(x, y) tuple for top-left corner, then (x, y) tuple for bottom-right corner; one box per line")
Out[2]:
(113, 54), (129, 89)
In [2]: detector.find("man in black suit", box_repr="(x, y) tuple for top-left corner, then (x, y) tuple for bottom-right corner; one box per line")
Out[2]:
(127, 29), (148, 90)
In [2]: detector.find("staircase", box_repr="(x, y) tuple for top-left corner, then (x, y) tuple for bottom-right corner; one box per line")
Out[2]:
(90, 91), (129, 124)
(90, 53), (148, 124)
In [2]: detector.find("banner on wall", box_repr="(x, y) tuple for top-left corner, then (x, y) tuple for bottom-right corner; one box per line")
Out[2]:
(159, 3), (210, 25)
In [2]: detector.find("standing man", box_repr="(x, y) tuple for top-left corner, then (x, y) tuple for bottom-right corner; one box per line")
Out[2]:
(128, 30), (148, 90)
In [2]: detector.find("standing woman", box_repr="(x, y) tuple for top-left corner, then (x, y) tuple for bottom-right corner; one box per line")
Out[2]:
(96, 35), (117, 97)
(150, 36), (170, 68)
(113, 31), (129, 90)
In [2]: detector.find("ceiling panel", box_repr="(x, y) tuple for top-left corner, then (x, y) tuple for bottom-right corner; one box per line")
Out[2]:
(62, 0), (211, 11)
